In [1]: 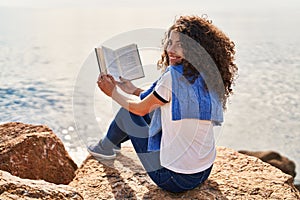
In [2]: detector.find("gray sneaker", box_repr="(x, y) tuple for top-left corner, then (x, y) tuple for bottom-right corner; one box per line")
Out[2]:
(113, 143), (121, 153)
(87, 140), (116, 160)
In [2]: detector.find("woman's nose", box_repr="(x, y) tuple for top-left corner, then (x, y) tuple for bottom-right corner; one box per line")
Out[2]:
(167, 44), (176, 53)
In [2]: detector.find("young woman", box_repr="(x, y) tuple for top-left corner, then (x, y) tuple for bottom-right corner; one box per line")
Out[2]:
(88, 15), (238, 193)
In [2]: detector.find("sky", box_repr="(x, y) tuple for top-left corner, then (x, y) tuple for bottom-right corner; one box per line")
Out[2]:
(0, 0), (299, 11)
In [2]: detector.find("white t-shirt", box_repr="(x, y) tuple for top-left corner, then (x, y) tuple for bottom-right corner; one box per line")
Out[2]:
(154, 71), (216, 174)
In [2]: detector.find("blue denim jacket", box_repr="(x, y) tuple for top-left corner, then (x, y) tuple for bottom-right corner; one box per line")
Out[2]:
(142, 65), (223, 151)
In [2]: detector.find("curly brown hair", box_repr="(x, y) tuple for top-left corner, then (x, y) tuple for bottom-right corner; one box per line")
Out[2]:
(157, 15), (238, 110)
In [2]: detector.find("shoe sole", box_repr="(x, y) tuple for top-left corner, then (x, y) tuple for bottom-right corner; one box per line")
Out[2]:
(87, 149), (116, 160)
(113, 148), (121, 153)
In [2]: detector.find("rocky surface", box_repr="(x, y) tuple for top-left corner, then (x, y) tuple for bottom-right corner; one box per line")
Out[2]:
(238, 150), (296, 178)
(296, 184), (300, 192)
(0, 122), (77, 184)
(1, 122), (299, 199)
(70, 146), (300, 199)
(0, 170), (83, 200)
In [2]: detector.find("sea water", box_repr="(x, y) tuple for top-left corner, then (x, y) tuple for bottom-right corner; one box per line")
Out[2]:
(0, 2), (299, 181)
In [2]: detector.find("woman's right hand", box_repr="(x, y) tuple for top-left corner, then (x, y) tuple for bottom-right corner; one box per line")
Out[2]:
(116, 76), (138, 95)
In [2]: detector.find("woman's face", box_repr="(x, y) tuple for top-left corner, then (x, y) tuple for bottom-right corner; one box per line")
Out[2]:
(166, 30), (184, 66)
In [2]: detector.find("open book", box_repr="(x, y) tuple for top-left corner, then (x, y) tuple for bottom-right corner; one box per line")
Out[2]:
(95, 43), (144, 81)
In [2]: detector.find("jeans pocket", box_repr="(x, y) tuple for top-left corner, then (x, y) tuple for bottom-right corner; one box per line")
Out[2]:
(152, 167), (212, 193)
(172, 167), (213, 191)
(158, 176), (173, 188)
(172, 174), (200, 190)
(186, 165), (213, 183)
(158, 176), (182, 192)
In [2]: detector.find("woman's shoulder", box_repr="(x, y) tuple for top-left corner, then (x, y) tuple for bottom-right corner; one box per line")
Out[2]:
(157, 69), (172, 82)
(155, 70), (172, 90)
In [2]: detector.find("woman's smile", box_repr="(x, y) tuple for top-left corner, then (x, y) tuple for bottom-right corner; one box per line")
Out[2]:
(168, 53), (183, 65)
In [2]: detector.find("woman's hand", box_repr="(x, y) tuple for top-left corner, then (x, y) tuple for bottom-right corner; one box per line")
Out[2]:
(116, 76), (138, 95)
(97, 73), (116, 97)
(97, 74), (163, 116)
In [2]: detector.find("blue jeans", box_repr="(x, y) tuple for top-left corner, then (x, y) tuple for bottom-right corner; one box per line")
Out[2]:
(105, 108), (213, 193)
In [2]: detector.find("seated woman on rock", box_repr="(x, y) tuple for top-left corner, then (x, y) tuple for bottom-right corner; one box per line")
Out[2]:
(88, 15), (238, 193)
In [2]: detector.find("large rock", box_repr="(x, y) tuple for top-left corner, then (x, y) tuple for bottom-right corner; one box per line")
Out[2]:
(70, 146), (300, 199)
(238, 150), (296, 178)
(0, 170), (83, 199)
(0, 122), (77, 184)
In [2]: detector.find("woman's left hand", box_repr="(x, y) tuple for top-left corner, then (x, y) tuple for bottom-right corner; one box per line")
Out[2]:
(97, 73), (117, 97)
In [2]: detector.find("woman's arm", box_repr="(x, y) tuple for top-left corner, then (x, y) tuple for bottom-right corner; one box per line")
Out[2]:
(98, 74), (164, 116)
(112, 91), (164, 116)
(116, 76), (144, 97)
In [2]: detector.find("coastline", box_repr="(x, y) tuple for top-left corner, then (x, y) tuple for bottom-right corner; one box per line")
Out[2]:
(1, 122), (299, 199)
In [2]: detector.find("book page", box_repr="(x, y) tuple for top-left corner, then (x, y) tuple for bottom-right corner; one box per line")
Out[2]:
(115, 44), (144, 81)
(102, 46), (121, 79)
(95, 47), (108, 74)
